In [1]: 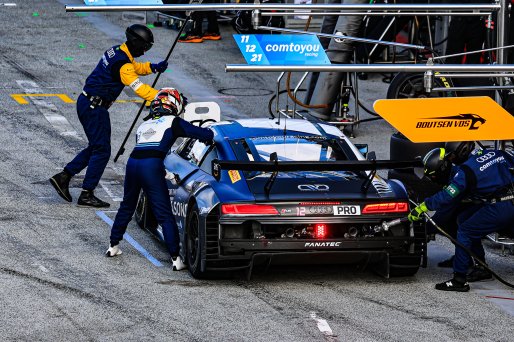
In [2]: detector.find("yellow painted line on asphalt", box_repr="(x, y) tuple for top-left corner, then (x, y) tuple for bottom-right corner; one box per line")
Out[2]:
(11, 93), (75, 104)
(10, 93), (144, 105)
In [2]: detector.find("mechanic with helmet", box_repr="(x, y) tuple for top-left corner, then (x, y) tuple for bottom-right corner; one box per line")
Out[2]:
(409, 142), (514, 292)
(106, 88), (214, 271)
(50, 24), (169, 208)
(426, 142), (478, 269)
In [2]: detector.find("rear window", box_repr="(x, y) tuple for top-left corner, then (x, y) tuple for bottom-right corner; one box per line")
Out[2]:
(243, 136), (348, 162)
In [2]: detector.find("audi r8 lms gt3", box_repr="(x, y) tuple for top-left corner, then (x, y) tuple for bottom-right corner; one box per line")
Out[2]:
(135, 118), (426, 279)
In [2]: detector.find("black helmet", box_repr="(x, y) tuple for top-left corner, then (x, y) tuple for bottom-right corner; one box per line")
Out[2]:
(444, 141), (475, 165)
(125, 24), (154, 57)
(423, 147), (452, 185)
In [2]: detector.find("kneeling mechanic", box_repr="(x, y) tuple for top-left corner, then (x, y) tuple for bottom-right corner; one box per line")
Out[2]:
(409, 143), (514, 292)
(105, 88), (214, 270)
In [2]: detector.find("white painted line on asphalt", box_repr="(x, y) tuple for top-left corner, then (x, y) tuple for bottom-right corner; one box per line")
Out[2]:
(96, 210), (163, 267)
(0, 3), (17, 6)
(15, 80), (81, 140)
(310, 311), (335, 338)
(99, 181), (123, 202)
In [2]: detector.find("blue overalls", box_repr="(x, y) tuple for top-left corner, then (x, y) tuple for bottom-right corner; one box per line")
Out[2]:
(110, 116), (214, 257)
(425, 149), (514, 276)
(64, 44), (156, 191)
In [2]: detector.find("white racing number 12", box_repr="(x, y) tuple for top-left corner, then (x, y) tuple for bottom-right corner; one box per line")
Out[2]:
(240, 35), (263, 63)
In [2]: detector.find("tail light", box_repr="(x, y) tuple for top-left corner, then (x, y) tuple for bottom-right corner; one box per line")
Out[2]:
(314, 224), (327, 239)
(362, 202), (409, 214)
(221, 204), (279, 216)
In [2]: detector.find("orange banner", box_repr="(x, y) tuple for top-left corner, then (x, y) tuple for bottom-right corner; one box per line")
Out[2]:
(373, 96), (514, 142)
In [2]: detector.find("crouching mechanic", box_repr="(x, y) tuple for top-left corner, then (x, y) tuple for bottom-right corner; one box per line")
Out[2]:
(50, 24), (169, 208)
(106, 88), (214, 270)
(409, 144), (514, 292)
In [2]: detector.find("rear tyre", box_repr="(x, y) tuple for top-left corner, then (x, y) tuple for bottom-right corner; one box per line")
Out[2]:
(186, 203), (207, 279)
(389, 255), (421, 277)
(135, 191), (158, 231)
(386, 72), (455, 100)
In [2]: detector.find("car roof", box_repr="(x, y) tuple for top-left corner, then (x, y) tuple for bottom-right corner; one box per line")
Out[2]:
(211, 118), (345, 139)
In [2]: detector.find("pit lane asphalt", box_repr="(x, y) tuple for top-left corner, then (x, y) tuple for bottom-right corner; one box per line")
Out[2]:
(1, 1), (514, 341)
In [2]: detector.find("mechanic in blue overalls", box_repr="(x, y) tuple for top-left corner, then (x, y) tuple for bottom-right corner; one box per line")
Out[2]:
(426, 141), (477, 268)
(105, 88), (214, 270)
(409, 145), (514, 292)
(49, 24), (168, 208)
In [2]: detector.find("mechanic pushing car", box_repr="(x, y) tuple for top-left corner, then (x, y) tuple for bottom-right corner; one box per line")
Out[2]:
(408, 143), (514, 292)
(105, 88), (214, 270)
(49, 24), (169, 208)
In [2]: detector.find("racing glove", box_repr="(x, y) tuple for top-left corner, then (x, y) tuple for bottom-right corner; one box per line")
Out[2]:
(151, 61), (168, 73)
(408, 202), (429, 222)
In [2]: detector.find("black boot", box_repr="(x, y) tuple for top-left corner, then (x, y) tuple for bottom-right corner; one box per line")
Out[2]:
(435, 273), (470, 292)
(467, 265), (493, 282)
(49, 171), (72, 202)
(77, 190), (110, 208)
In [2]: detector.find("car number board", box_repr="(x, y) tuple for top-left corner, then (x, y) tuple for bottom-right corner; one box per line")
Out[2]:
(275, 204), (361, 216)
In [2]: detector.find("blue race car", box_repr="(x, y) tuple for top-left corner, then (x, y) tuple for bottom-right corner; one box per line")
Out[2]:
(135, 117), (426, 279)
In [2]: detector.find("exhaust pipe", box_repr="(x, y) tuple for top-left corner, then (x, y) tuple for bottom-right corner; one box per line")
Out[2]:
(285, 228), (295, 238)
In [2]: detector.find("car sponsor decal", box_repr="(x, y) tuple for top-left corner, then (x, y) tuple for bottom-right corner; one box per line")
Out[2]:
(171, 201), (187, 218)
(333, 205), (361, 216)
(228, 170), (241, 183)
(298, 184), (329, 191)
(445, 183), (460, 198)
(373, 96), (514, 142)
(305, 242), (341, 247)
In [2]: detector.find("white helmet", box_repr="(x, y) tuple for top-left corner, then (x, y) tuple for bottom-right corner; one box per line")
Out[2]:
(149, 87), (186, 118)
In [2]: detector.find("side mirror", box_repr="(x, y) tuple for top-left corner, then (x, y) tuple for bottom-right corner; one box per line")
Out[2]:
(355, 143), (369, 158)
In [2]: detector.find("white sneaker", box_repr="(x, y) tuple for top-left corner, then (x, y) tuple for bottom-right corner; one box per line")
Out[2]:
(172, 256), (187, 271)
(106, 245), (122, 257)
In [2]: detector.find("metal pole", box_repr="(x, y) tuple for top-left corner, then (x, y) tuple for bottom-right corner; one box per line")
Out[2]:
(435, 73), (514, 78)
(496, 0), (508, 150)
(257, 26), (426, 50)
(261, 11), (492, 17)
(275, 72), (285, 119)
(226, 64), (514, 72)
(432, 85), (514, 92)
(65, 3), (501, 12)
(293, 72), (309, 117)
(432, 44), (514, 60)
(113, 18), (191, 162)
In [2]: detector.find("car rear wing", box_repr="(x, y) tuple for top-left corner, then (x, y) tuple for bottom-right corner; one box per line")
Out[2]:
(212, 159), (422, 177)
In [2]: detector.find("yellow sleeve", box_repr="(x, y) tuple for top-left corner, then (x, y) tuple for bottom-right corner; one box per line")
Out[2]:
(120, 63), (158, 101)
(132, 60), (153, 76)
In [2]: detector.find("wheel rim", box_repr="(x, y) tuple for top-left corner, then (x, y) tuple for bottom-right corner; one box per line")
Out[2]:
(187, 211), (200, 267)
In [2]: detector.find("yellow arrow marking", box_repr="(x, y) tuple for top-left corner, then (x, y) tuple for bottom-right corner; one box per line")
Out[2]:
(11, 93), (75, 104)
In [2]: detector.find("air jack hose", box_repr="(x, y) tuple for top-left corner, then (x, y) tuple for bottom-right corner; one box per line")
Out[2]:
(409, 199), (514, 289)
